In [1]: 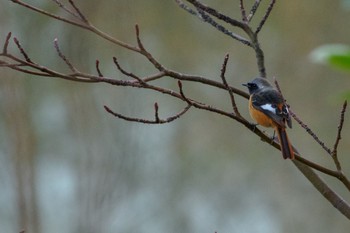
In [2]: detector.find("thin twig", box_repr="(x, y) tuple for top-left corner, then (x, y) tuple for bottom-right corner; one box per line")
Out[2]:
(174, 0), (198, 15)
(51, 0), (80, 19)
(10, 0), (140, 52)
(196, 10), (252, 47)
(239, 0), (248, 22)
(113, 56), (147, 85)
(185, 0), (246, 28)
(154, 102), (160, 123)
(135, 25), (165, 71)
(104, 104), (191, 124)
(178, 81), (193, 106)
(3, 32), (12, 54)
(290, 109), (332, 155)
(332, 100), (347, 171)
(255, 0), (276, 34)
(95, 60), (103, 77)
(220, 54), (241, 117)
(68, 0), (89, 24)
(247, 0), (262, 22)
(54, 38), (77, 72)
(13, 37), (32, 63)
(275, 79), (333, 155)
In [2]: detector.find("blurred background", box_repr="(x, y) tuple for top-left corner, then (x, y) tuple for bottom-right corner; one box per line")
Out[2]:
(1, 0), (350, 232)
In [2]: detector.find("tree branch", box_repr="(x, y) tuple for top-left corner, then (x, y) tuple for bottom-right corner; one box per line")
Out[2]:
(3, 0), (350, 220)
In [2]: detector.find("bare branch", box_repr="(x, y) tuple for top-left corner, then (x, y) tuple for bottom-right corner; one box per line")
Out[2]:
(112, 56), (147, 85)
(95, 60), (103, 77)
(3, 32), (12, 54)
(10, 0), (140, 52)
(174, 0), (198, 15)
(332, 100), (347, 157)
(154, 102), (160, 123)
(5, 0), (350, 219)
(53, 38), (77, 72)
(293, 160), (350, 220)
(178, 80), (194, 106)
(104, 104), (191, 124)
(220, 54), (241, 117)
(196, 10), (252, 46)
(51, 0), (80, 19)
(13, 37), (32, 63)
(289, 109), (332, 155)
(332, 100), (347, 171)
(239, 0), (248, 22)
(247, 0), (262, 22)
(135, 25), (166, 71)
(11, 0), (90, 29)
(294, 154), (340, 178)
(185, 0), (245, 28)
(68, 0), (89, 24)
(255, 0), (276, 34)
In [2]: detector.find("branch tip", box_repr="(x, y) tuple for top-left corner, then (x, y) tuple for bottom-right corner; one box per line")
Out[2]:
(95, 59), (103, 77)
(256, 0), (276, 34)
(239, 0), (248, 22)
(68, 0), (89, 23)
(247, 0), (262, 22)
(13, 36), (32, 63)
(53, 37), (77, 72)
(154, 102), (160, 122)
(332, 100), (348, 159)
(3, 32), (12, 54)
(220, 54), (241, 117)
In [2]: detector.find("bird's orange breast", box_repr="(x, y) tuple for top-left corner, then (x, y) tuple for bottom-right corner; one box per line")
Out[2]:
(249, 97), (275, 128)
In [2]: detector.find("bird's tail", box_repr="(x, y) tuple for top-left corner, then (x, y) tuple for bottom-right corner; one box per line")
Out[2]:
(276, 127), (294, 160)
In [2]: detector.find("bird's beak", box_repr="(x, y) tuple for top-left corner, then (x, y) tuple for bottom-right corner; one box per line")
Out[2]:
(242, 83), (248, 87)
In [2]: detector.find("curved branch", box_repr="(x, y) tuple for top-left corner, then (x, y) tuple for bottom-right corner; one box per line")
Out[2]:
(4, 0), (350, 220)
(104, 104), (191, 124)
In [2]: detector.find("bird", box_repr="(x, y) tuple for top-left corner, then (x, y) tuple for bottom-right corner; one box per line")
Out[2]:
(243, 77), (294, 159)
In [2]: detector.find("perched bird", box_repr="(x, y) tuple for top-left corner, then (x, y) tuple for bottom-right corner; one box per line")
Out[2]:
(243, 77), (294, 159)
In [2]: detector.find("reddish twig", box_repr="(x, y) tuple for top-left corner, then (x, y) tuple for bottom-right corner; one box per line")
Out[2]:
(104, 104), (191, 124)
(68, 0), (89, 24)
(135, 25), (165, 71)
(4, 0), (350, 219)
(219, 54), (241, 117)
(239, 0), (248, 22)
(154, 102), (160, 123)
(53, 38), (77, 72)
(112, 56), (147, 85)
(51, 0), (80, 19)
(290, 109), (332, 155)
(3, 32), (12, 54)
(332, 100), (347, 171)
(274, 78), (332, 155)
(13, 37), (32, 63)
(95, 60), (103, 77)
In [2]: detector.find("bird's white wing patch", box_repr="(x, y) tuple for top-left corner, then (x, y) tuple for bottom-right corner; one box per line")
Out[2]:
(260, 104), (276, 114)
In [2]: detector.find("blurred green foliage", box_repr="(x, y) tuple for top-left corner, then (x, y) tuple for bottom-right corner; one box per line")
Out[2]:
(311, 44), (350, 99)
(311, 44), (350, 71)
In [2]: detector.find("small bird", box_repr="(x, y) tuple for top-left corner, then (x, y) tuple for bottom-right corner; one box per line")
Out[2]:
(243, 77), (294, 159)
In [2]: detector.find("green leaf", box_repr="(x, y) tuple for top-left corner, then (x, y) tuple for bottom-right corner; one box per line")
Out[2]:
(310, 44), (350, 71)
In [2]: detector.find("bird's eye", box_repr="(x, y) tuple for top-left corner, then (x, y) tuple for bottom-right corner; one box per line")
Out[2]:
(250, 83), (258, 89)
